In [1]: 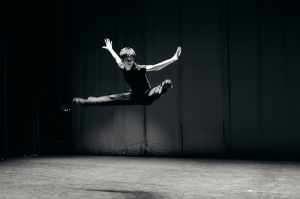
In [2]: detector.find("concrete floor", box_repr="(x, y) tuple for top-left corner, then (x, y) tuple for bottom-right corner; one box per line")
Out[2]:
(0, 156), (300, 199)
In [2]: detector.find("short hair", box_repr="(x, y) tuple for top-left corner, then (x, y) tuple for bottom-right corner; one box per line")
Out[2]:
(120, 47), (136, 59)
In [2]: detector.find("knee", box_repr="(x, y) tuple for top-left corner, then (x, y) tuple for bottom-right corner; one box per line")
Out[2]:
(163, 79), (172, 84)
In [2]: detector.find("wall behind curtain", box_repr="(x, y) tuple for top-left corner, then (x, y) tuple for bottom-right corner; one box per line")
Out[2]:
(71, 0), (300, 158)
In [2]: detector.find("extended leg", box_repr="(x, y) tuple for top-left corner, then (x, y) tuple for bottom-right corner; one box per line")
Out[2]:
(73, 92), (133, 106)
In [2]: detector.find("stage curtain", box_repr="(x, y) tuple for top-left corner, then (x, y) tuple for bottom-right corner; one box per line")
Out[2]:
(228, 0), (300, 157)
(71, 0), (227, 156)
(71, 0), (300, 157)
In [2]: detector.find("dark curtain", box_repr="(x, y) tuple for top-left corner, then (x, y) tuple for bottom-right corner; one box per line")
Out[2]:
(1, 1), (8, 159)
(71, 0), (227, 156)
(228, 0), (300, 158)
(71, 0), (300, 158)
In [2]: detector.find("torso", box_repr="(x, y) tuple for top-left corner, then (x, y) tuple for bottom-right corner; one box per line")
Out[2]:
(120, 62), (151, 96)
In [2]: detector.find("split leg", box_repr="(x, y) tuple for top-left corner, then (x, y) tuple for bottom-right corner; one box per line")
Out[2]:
(73, 92), (132, 106)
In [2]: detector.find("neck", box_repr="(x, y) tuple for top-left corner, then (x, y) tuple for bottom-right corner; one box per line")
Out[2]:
(124, 62), (134, 70)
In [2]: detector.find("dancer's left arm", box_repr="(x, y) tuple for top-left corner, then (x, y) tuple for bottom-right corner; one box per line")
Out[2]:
(146, 47), (182, 72)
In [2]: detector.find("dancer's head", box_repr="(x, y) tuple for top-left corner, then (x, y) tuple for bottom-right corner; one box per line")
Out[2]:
(120, 47), (136, 67)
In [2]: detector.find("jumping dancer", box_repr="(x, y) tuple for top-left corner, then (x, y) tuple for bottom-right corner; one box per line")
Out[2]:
(73, 38), (182, 106)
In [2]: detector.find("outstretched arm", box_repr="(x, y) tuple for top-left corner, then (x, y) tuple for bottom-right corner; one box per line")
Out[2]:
(102, 38), (122, 66)
(146, 47), (182, 72)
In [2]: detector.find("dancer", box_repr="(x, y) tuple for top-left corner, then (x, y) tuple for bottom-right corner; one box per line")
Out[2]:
(73, 38), (182, 106)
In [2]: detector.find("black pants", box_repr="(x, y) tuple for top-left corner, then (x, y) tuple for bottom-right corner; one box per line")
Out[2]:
(82, 79), (172, 106)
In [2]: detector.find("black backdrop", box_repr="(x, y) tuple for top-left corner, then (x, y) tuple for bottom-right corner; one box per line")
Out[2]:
(3, 0), (300, 159)
(71, 0), (226, 156)
(71, 0), (300, 158)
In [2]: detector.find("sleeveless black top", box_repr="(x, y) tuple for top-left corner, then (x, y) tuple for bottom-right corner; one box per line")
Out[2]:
(120, 63), (151, 95)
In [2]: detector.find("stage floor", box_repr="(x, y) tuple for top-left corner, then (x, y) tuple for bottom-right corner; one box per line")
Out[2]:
(0, 156), (300, 198)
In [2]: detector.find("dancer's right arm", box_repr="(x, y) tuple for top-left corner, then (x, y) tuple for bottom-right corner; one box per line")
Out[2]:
(102, 38), (122, 66)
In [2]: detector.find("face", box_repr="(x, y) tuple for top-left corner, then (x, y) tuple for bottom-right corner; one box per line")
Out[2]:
(123, 55), (135, 67)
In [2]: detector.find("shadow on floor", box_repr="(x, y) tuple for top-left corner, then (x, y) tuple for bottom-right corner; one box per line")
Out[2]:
(78, 189), (165, 199)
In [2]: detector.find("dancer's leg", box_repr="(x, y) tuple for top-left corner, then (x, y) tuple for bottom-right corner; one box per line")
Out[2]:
(73, 92), (133, 106)
(143, 79), (173, 104)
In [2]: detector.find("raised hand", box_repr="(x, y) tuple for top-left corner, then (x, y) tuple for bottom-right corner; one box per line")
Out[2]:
(172, 46), (182, 61)
(102, 38), (113, 51)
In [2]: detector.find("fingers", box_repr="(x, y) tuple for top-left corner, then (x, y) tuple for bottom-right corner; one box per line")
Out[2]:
(104, 38), (113, 47)
(103, 38), (113, 51)
(177, 46), (182, 56)
(104, 38), (110, 45)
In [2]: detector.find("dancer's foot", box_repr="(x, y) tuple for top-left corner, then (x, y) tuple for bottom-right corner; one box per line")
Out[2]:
(160, 79), (173, 95)
(163, 79), (173, 91)
(72, 98), (87, 107)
